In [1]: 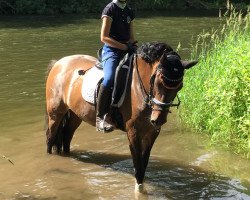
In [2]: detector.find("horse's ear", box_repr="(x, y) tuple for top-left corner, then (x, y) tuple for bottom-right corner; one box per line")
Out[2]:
(159, 49), (167, 63)
(181, 60), (198, 69)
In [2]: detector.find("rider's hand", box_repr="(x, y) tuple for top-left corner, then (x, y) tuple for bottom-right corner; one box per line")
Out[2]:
(126, 41), (138, 53)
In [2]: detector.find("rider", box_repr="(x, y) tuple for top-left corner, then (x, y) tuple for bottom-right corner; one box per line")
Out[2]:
(96, 0), (137, 132)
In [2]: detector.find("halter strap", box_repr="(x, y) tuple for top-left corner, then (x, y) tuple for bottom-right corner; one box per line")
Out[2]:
(134, 54), (151, 105)
(134, 54), (182, 110)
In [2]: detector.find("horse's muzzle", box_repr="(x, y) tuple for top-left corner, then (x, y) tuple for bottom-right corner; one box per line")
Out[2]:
(150, 110), (167, 127)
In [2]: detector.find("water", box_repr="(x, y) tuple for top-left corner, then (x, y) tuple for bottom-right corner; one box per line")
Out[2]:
(0, 13), (249, 199)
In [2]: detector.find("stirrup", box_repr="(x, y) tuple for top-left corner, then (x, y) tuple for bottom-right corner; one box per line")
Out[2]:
(96, 114), (113, 133)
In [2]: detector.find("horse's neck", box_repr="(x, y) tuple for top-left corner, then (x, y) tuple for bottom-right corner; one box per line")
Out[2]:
(130, 56), (154, 109)
(119, 56), (156, 123)
(135, 57), (155, 92)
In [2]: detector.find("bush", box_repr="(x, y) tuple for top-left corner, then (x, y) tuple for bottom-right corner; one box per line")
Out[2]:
(180, 9), (250, 157)
(0, 0), (249, 15)
(15, 0), (46, 14)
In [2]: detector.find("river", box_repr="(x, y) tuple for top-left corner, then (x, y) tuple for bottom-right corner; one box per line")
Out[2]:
(0, 12), (249, 200)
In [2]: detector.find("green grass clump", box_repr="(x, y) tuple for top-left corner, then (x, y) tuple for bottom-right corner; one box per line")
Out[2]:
(180, 10), (250, 157)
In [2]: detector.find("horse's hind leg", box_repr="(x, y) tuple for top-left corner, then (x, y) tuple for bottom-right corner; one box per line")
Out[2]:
(46, 110), (67, 154)
(62, 110), (82, 154)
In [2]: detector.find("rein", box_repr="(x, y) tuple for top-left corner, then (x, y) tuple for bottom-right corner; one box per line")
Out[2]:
(134, 54), (181, 111)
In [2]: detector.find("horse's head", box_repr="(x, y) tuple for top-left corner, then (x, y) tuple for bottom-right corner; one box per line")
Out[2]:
(149, 50), (198, 127)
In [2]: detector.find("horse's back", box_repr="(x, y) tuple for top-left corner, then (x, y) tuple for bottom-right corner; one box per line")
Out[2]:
(50, 54), (97, 73)
(46, 54), (98, 112)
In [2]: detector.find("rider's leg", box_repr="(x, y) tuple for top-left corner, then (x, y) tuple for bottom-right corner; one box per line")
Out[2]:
(96, 84), (113, 132)
(96, 45), (122, 132)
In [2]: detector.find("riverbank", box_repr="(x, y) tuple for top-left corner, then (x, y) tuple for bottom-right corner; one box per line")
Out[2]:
(179, 10), (250, 158)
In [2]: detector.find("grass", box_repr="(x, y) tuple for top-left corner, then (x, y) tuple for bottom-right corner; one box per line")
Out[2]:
(179, 9), (250, 158)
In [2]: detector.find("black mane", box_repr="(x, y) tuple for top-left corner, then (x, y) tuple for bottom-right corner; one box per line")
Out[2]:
(137, 42), (173, 63)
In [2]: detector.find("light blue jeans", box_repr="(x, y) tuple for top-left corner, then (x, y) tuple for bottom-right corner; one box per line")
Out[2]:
(102, 44), (125, 88)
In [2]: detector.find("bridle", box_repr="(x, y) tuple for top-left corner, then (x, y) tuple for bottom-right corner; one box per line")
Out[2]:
(134, 53), (183, 111)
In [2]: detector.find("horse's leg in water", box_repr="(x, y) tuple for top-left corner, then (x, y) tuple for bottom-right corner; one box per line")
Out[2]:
(46, 102), (68, 154)
(62, 111), (82, 154)
(127, 127), (159, 193)
(46, 114), (64, 154)
(127, 127), (145, 191)
(140, 130), (159, 179)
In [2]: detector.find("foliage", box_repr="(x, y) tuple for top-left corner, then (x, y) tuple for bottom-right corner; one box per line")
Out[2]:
(0, 0), (110, 14)
(0, 0), (249, 15)
(180, 9), (250, 157)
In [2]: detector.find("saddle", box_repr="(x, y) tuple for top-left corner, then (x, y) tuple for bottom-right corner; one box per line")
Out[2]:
(80, 51), (134, 130)
(81, 51), (133, 106)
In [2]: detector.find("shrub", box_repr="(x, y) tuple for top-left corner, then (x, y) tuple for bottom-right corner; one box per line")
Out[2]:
(180, 9), (250, 157)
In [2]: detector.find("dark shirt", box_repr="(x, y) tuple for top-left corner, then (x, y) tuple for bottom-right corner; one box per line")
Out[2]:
(102, 2), (135, 42)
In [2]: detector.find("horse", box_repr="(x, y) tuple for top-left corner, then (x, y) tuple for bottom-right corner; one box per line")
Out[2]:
(45, 42), (198, 192)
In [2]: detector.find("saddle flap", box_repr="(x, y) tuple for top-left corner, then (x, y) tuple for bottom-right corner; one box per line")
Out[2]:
(111, 53), (133, 107)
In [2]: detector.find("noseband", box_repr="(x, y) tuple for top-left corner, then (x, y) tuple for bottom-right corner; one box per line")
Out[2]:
(135, 53), (182, 111)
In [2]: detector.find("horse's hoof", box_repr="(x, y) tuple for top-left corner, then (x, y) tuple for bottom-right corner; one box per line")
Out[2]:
(135, 183), (144, 193)
(47, 146), (52, 154)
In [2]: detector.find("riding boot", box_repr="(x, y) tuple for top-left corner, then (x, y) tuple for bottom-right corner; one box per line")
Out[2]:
(96, 84), (113, 132)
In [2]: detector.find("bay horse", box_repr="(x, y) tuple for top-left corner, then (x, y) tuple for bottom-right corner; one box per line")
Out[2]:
(45, 42), (197, 192)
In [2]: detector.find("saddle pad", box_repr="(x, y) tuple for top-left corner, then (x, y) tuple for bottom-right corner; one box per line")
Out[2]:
(81, 66), (103, 104)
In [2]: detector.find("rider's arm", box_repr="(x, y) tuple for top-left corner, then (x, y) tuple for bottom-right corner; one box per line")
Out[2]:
(129, 21), (135, 43)
(100, 16), (128, 51)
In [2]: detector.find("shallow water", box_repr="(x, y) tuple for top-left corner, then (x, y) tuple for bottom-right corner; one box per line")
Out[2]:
(0, 13), (249, 199)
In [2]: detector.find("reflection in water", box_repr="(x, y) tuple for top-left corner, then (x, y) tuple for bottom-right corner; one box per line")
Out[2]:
(0, 122), (249, 199)
(70, 151), (250, 200)
(147, 163), (249, 200)
(0, 14), (249, 200)
(191, 152), (218, 166)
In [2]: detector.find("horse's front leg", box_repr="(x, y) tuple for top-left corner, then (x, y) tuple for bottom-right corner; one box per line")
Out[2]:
(128, 129), (144, 187)
(127, 127), (159, 193)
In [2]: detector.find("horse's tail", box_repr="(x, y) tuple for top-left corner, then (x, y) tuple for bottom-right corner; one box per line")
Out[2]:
(44, 110), (49, 131)
(45, 59), (59, 153)
(45, 60), (57, 81)
(45, 60), (57, 133)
